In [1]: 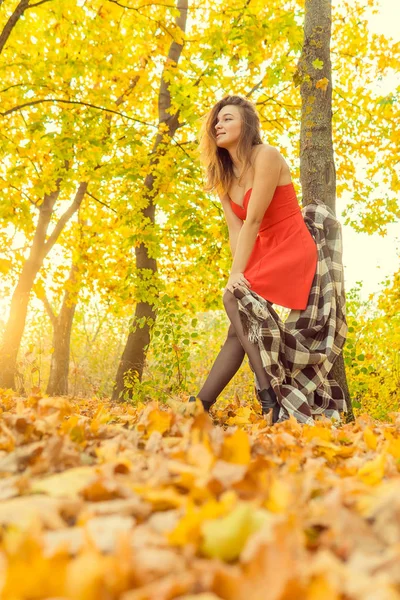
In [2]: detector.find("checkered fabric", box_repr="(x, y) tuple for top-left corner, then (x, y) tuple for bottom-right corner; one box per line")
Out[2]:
(234, 198), (348, 425)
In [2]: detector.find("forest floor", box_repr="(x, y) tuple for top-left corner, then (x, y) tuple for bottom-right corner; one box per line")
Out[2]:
(0, 390), (400, 600)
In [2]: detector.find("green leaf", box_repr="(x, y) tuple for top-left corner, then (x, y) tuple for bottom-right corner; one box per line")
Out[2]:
(312, 59), (324, 70)
(200, 504), (269, 562)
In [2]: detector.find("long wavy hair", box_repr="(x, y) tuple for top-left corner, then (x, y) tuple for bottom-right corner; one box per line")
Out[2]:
(198, 95), (263, 196)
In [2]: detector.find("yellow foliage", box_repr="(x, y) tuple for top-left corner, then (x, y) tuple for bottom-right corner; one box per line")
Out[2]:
(385, 435), (400, 460)
(200, 502), (269, 562)
(220, 429), (251, 465)
(264, 477), (291, 513)
(363, 426), (378, 450)
(303, 424), (333, 443)
(0, 0), (400, 595)
(168, 491), (237, 547)
(1, 394), (400, 597)
(306, 575), (339, 599)
(357, 452), (387, 485)
(146, 408), (173, 437)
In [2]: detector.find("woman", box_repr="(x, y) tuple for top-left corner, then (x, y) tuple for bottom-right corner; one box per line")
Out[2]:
(190, 95), (347, 424)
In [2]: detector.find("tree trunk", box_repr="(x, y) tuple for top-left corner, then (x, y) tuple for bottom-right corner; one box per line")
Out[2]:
(45, 264), (79, 396)
(297, 0), (354, 421)
(0, 182), (60, 390)
(112, 0), (188, 400)
(0, 180), (87, 390)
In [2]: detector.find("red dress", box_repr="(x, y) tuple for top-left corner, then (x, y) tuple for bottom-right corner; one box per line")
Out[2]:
(230, 182), (317, 310)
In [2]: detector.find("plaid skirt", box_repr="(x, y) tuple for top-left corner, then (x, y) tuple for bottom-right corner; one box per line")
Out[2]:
(234, 199), (348, 425)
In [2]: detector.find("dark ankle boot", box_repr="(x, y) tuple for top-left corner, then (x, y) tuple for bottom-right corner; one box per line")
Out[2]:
(258, 387), (278, 417)
(189, 396), (214, 413)
(272, 401), (281, 424)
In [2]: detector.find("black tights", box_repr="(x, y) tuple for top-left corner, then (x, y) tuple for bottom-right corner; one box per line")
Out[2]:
(197, 290), (271, 410)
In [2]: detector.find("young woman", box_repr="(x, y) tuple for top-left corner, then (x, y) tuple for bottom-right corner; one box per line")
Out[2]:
(190, 95), (347, 424)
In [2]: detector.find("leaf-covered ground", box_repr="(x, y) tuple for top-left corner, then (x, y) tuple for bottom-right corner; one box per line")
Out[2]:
(1, 390), (400, 600)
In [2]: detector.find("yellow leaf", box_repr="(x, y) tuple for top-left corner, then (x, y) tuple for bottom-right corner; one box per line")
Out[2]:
(0, 531), (68, 598)
(363, 426), (378, 450)
(357, 453), (386, 485)
(31, 466), (97, 498)
(90, 404), (112, 434)
(176, 595), (222, 600)
(385, 435), (400, 459)
(226, 405), (254, 426)
(146, 409), (172, 437)
(65, 548), (106, 600)
(264, 477), (291, 513)
(200, 502), (268, 562)
(168, 492), (236, 547)
(311, 438), (356, 460)
(166, 397), (204, 417)
(315, 77), (329, 91)
(307, 575), (339, 599)
(61, 414), (86, 444)
(221, 428), (251, 465)
(187, 437), (215, 472)
(130, 486), (187, 510)
(303, 425), (332, 443)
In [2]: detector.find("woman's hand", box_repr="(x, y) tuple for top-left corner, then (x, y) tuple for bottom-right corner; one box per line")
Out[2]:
(225, 272), (251, 293)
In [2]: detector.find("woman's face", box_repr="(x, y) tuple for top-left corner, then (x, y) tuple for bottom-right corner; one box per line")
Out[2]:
(214, 105), (242, 148)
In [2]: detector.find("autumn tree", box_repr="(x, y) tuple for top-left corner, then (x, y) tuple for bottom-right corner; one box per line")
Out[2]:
(111, 0), (188, 400)
(0, 0), (161, 389)
(0, 0), (398, 400)
(296, 0), (353, 419)
(111, 0), (310, 398)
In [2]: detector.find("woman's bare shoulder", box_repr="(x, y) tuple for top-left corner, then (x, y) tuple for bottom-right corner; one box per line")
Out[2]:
(250, 143), (282, 165)
(252, 143), (281, 157)
(253, 144), (290, 172)
(250, 144), (292, 186)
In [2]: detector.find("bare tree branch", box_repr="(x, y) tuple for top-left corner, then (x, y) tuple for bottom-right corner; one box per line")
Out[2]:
(86, 191), (118, 214)
(9, 184), (38, 206)
(106, 0), (181, 40)
(44, 182), (88, 254)
(41, 293), (57, 326)
(0, 0), (29, 55)
(0, 82), (55, 94)
(1, 97), (156, 128)
(0, 0), (53, 56)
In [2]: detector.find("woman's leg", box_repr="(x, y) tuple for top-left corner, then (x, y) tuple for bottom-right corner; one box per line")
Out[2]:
(222, 289), (271, 392)
(197, 323), (245, 410)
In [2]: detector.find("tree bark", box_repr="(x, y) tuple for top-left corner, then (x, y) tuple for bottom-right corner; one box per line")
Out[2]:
(112, 0), (188, 400)
(45, 264), (79, 396)
(0, 181), (87, 390)
(297, 0), (354, 421)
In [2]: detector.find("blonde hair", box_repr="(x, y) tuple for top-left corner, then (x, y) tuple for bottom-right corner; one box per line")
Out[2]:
(198, 95), (263, 196)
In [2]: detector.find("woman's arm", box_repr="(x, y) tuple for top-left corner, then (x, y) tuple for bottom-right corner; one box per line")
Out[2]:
(229, 146), (282, 276)
(218, 193), (243, 258)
